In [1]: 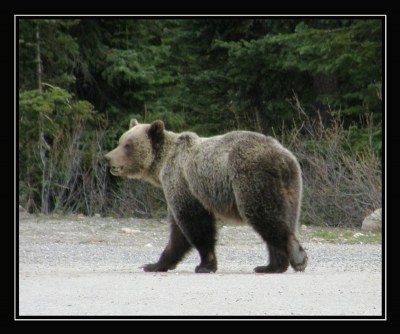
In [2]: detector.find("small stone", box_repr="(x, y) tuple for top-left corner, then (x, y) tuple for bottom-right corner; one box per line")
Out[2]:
(144, 243), (153, 248)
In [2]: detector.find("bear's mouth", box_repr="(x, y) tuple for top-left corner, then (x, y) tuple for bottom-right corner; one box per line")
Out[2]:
(110, 166), (123, 175)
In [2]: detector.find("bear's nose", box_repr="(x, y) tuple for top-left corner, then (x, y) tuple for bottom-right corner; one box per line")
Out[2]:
(104, 154), (111, 163)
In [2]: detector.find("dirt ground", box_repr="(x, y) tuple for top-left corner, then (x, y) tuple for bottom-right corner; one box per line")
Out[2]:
(17, 214), (383, 318)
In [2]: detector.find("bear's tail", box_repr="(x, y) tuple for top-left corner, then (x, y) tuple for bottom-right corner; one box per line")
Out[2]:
(287, 234), (308, 271)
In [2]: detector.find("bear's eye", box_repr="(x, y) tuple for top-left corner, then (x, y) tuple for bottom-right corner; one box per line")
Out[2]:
(123, 144), (131, 151)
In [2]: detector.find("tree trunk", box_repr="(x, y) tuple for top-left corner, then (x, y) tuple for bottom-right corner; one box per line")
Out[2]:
(36, 25), (42, 94)
(36, 24), (49, 213)
(313, 73), (337, 126)
(39, 134), (50, 214)
(144, 102), (148, 122)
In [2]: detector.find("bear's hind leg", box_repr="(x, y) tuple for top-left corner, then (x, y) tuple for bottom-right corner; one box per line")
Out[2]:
(254, 242), (289, 273)
(233, 178), (292, 273)
(142, 217), (192, 272)
(247, 217), (291, 273)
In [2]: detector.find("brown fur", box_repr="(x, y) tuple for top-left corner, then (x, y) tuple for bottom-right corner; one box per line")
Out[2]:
(105, 120), (308, 273)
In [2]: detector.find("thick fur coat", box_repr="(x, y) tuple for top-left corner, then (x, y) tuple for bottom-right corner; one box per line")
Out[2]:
(105, 120), (308, 273)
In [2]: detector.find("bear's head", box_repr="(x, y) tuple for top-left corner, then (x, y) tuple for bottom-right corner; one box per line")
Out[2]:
(104, 119), (165, 184)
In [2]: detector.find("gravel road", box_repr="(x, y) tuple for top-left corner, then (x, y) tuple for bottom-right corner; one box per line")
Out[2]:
(18, 214), (383, 317)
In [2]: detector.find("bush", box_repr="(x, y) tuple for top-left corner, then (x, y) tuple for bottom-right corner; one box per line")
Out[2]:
(104, 179), (166, 218)
(282, 104), (382, 228)
(18, 86), (167, 217)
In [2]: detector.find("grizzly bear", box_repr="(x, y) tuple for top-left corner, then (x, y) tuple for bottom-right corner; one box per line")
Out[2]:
(105, 119), (308, 273)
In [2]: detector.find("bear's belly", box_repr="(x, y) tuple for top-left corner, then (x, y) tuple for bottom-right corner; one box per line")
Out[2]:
(197, 193), (242, 223)
(213, 208), (243, 223)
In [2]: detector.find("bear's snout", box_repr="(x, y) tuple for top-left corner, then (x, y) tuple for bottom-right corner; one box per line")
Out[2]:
(104, 151), (125, 176)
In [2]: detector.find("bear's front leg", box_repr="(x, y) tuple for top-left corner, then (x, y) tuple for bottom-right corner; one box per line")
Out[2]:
(171, 202), (218, 274)
(142, 216), (192, 272)
(195, 251), (217, 273)
(162, 177), (218, 273)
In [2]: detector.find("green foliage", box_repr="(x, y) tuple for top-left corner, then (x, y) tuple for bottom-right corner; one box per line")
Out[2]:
(215, 19), (382, 131)
(19, 88), (95, 142)
(346, 124), (382, 157)
(19, 86), (99, 212)
(19, 19), (81, 91)
(18, 18), (383, 219)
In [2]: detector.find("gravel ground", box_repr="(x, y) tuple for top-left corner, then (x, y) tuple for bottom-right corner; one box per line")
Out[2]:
(17, 214), (383, 318)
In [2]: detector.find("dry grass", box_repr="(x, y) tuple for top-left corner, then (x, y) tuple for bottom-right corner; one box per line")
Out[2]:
(283, 95), (382, 228)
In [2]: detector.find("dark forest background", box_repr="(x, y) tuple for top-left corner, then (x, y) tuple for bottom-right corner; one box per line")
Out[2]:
(18, 18), (382, 227)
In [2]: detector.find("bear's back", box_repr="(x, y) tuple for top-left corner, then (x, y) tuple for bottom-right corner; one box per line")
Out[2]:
(193, 130), (282, 165)
(180, 131), (286, 221)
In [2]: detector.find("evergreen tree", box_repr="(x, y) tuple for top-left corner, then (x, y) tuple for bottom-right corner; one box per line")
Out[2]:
(18, 17), (383, 215)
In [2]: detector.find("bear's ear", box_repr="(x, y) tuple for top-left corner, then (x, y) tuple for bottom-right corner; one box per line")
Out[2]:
(148, 120), (165, 139)
(129, 119), (139, 129)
